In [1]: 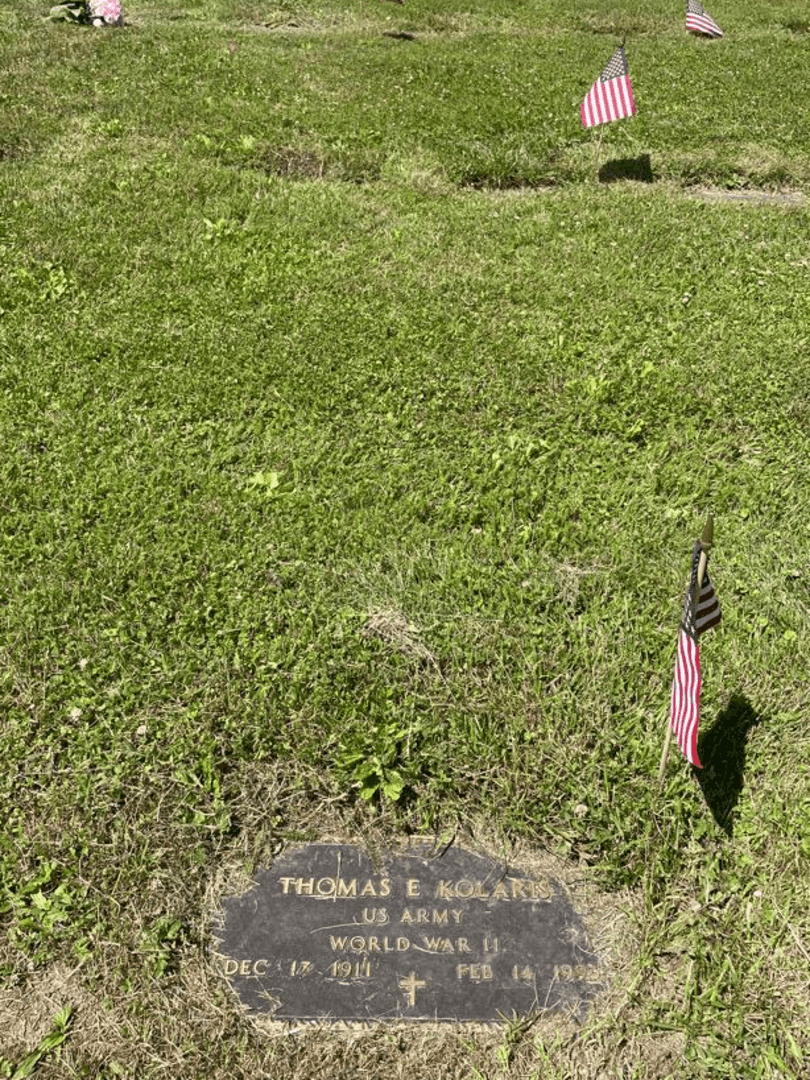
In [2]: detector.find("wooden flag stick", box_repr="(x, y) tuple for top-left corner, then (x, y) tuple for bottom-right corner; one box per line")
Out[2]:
(593, 125), (605, 177)
(657, 515), (714, 786)
(594, 37), (626, 178)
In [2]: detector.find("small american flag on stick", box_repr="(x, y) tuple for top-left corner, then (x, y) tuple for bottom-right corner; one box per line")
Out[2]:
(581, 46), (636, 129)
(686, 0), (723, 38)
(670, 539), (722, 767)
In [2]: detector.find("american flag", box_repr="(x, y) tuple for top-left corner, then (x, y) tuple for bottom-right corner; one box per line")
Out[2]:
(580, 47), (637, 129)
(686, 0), (723, 38)
(670, 541), (722, 767)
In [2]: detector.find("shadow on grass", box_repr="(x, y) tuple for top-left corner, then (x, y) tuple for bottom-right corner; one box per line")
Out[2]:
(599, 153), (654, 184)
(695, 694), (762, 836)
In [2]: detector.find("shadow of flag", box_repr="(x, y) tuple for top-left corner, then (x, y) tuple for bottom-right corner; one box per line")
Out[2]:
(695, 694), (762, 835)
(599, 153), (654, 184)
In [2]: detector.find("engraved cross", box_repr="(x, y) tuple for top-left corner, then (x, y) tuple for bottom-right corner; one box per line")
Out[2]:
(399, 971), (427, 1007)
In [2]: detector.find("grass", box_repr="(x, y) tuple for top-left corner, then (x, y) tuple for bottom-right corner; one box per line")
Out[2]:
(1, 0), (810, 1076)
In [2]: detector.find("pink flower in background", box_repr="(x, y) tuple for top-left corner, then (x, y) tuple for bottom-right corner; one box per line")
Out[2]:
(89, 0), (122, 23)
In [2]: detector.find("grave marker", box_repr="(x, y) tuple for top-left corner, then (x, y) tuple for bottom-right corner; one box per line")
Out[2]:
(214, 842), (604, 1024)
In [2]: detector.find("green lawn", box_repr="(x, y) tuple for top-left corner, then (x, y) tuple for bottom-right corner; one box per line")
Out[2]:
(1, 0), (809, 1076)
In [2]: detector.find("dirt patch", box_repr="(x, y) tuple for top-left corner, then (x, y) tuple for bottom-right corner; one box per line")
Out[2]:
(687, 187), (806, 206)
(0, 962), (102, 1058)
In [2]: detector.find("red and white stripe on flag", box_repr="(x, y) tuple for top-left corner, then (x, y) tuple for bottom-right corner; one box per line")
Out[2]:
(669, 541), (721, 767)
(686, 0), (723, 37)
(581, 47), (636, 129)
(671, 630), (702, 767)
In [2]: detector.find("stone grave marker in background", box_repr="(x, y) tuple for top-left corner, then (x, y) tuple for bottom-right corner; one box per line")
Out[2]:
(214, 841), (604, 1024)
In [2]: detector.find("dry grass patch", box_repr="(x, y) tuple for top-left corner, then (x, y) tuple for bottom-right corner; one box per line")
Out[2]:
(363, 607), (437, 666)
(257, 146), (327, 180)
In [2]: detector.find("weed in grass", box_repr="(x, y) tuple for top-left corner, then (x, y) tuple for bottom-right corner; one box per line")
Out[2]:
(139, 915), (185, 978)
(337, 717), (418, 804)
(0, 1006), (73, 1079)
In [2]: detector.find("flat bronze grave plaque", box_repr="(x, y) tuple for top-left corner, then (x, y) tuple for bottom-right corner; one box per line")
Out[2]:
(214, 843), (603, 1024)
